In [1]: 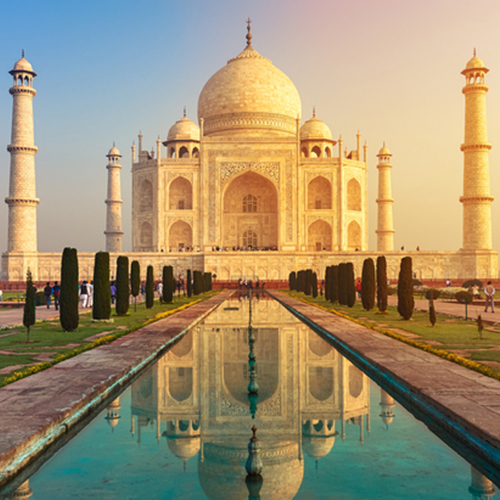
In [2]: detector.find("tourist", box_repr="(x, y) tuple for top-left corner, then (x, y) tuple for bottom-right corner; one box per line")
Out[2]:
(356, 280), (362, 299)
(53, 281), (60, 310)
(157, 281), (163, 300)
(446, 279), (451, 287)
(44, 282), (52, 309)
(0, 289), (3, 301)
(110, 281), (117, 304)
(80, 281), (89, 308)
(87, 280), (94, 308)
(472, 284), (480, 298)
(484, 281), (495, 313)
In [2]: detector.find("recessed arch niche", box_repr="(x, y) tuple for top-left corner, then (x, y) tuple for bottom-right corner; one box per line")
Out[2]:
(308, 219), (332, 251)
(308, 176), (332, 210)
(169, 177), (193, 210)
(169, 220), (192, 251)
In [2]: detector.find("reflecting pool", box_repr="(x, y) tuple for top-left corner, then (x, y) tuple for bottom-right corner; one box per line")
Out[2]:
(3, 294), (498, 499)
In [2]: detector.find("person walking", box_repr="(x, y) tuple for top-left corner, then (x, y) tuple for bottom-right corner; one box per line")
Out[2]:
(110, 281), (117, 305)
(53, 281), (60, 310)
(87, 280), (94, 308)
(80, 281), (89, 308)
(44, 282), (53, 309)
(484, 281), (495, 313)
(356, 280), (362, 300)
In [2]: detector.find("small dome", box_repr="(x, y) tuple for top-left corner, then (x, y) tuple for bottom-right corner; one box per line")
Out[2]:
(167, 435), (201, 460)
(302, 436), (336, 460)
(466, 55), (486, 70)
(300, 116), (333, 141)
(167, 116), (200, 142)
(10, 55), (36, 76)
(377, 145), (391, 156)
(107, 145), (121, 157)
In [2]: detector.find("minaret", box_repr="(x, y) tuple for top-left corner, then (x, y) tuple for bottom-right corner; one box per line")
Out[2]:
(460, 51), (494, 250)
(379, 389), (395, 430)
(469, 466), (495, 499)
(11, 480), (33, 499)
(5, 53), (39, 257)
(376, 145), (395, 251)
(104, 145), (123, 252)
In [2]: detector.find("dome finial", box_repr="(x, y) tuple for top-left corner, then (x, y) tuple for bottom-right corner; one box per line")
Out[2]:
(474, 47), (476, 57)
(246, 17), (252, 46)
(22, 49), (25, 58)
(313, 106), (316, 118)
(183, 106), (186, 118)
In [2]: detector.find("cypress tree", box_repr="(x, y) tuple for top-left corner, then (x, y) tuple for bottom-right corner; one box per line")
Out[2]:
(397, 256), (414, 320)
(312, 272), (318, 298)
(193, 271), (202, 295)
(338, 263), (347, 305)
(361, 258), (375, 311)
(131, 260), (140, 312)
(187, 269), (193, 297)
(146, 265), (154, 309)
(23, 268), (36, 341)
(163, 266), (174, 303)
(93, 252), (111, 320)
(331, 265), (339, 304)
(429, 295), (436, 327)
(305, 269), (313, 296)
(60, 247), (79, 332)
(115, 256), (129, 315)
(376, 256), (388, 313)
(346, 262), (356, 308)
(324, 267), (331, 302)
(289, 272), (295, 291)
(204, 272), (211, 292)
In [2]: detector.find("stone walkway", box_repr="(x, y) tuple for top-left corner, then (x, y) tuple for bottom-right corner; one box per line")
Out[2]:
(0, 304), (60, 328)
(272, 291), (500, 485)
(0, 289), (233, 488)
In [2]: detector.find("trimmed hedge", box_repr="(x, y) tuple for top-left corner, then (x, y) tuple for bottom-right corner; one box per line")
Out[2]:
(376, 256), (388, 313)
(146, 265), (154, 309)
(361, 258), (375, 311)
(115, 256), (129, 315)
(397, 256), (414, 320)
(93, 252), (111, 320)
(60, 247), (79, 332)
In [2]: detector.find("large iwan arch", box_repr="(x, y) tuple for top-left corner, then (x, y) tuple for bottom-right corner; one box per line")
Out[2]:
(223, 171), (278, 248)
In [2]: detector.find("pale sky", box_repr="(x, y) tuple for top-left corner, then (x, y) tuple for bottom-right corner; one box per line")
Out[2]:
(1, 0), (500, 254)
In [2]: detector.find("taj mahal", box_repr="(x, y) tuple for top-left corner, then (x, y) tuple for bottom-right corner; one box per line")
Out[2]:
(1, 25), (498, 282)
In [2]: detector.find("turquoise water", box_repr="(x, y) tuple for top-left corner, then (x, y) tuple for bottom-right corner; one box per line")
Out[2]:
(4, 295), (498, 499)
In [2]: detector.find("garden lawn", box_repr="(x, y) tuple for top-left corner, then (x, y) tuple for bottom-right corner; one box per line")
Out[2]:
(284, 290), (500, 376)
(0, 292), (217, 385)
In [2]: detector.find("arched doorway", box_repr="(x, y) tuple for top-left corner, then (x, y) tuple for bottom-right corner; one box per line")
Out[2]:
(347, 220), (361, 250)
(169, 177), (193, 210)
(308, 176), (332, 210)
(169, 220), (193, 251)
(308, 220), (332, 251)
(223, 171), (278, 249)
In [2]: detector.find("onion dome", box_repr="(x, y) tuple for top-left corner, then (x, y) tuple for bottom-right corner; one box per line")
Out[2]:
(10, 53), (36, 76)
(167, 116), (200, 142)
(167, 435), (201, 460)
(466, 55), (486, 70)
(197, 24), (301, 137)
(302, 435), (336, 459)
(300, 115), (333, 141)
(107, 145), (121, 157)
(377, 145), (391, 157)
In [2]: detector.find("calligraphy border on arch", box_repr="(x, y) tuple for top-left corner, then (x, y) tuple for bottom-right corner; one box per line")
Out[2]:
(219, 162), (280, 187)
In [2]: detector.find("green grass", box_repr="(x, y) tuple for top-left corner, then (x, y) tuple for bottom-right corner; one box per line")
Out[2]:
(0, 292), (217, 385)
(284, 291), (500, 375)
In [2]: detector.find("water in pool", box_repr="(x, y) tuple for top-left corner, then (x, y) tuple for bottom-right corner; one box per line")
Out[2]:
(3, 294), (498, 499)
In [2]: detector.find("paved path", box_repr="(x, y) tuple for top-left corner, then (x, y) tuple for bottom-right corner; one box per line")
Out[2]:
(272, 291), (500, 485)
(0, 289), (233, 488)
(0, 305), (60, 328)
(387, 296), (498, 322)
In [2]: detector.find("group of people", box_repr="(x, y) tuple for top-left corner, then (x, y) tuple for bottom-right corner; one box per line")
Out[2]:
(43, 282), (61, 310)
(238, 279), (265, 289)
(79, 280), (94, 308)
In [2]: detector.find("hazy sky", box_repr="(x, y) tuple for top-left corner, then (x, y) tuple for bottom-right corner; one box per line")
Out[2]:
(1, 0), (500, 254)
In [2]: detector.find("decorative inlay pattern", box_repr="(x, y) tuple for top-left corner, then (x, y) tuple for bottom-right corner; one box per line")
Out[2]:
(220, 162), (280, 186)
(167, 171), (194, 184)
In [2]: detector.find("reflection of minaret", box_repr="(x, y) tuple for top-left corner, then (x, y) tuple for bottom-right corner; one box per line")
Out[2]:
(5, 53), (39, 272)
(469, 466), (496, 499)
(104, 397), (121, 431)
(379, 389), (395, 429)
(11, 480), (33, 499)
(104, 145), (124, 252)
(460, 52), (494, 250)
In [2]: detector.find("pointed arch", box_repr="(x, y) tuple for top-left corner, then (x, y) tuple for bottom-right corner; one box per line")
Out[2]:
(140, 221), (153, 248)
(308, 219), (332, 251)
(301, 147), (309, 158)
(140, 180), (153, 212)
(169, 220), (192, 251)
(347, 178), (362, 211)
(169, 177), (192, 210)
(347, 220), (361, 250)
(179, 146), (189, 158)
(311, 145), (321, 158)
(308, 176), (332, 210)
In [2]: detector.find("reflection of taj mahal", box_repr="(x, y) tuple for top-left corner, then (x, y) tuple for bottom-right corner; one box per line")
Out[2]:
(2, 25), (498, 280)
(125, 297), (372, 498)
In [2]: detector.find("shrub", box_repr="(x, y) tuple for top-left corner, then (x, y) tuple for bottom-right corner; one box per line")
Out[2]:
(312, 272), (318, 298)
(346, 263), (356, 308)
(60, 247), (79, 332)
(425, 289), (441, 300)
(305, 269), (313, 296)
(130, 260), (140, 312)
(338, 263), (347, 305)
(163, 266), (174, 303)
(387, 285), (396, 296)
(115, 256), (129, 315)
(455, 290), (474, 304)
(193, 271), (203, 295)
(477, 314), (484, 339)
(397, 256), (414, 320)
(187, 269), (192, 297)
(145, 266), (154, 308)
(23, 269), (36, 341)
(361, 258), (375, 311)
(376, 256), (388, 313)
(412, 279), (423, 286)
(93, 252), (111, 320)
(462, 279), (483, 289)
(289, 271), (296, 291)
(324, 267), (331, 302)
(429, 297), (436, 327)
(204, 272), (212, 292)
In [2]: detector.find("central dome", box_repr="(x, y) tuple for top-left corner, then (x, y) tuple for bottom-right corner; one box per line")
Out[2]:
(198, 43), (301, 137)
